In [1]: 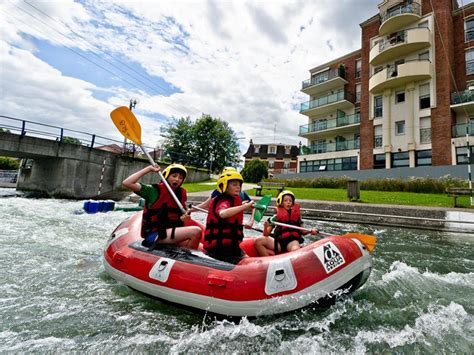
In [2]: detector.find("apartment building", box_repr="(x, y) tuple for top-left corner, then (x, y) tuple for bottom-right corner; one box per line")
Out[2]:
(298, 0), (473, 173)
(243, 140), (299, 175)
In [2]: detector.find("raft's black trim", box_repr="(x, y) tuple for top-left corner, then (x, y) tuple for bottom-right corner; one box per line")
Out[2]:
(129, 241), (236, 271)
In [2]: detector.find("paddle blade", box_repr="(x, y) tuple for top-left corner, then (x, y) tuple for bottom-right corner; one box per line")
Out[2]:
(341, 233), (377, 254)
(110, 106), (143, 145)
(254, 194), (272, 222)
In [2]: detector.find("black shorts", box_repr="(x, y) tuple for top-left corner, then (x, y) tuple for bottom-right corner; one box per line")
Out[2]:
(206, 246), (245, 265)
(276, 236), (304, 253)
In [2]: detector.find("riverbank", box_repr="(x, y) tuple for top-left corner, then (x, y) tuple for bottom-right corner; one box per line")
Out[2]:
(187, 192), (474, 234)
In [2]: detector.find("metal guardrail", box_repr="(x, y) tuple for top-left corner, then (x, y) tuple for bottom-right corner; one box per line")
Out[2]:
(0, 114), (159, 158)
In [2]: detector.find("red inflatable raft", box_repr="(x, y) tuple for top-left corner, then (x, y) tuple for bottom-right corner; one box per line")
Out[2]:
(103, 212), (374, 317)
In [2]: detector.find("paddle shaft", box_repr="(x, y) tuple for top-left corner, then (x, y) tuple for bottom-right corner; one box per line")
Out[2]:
(139, 144), (186, 214)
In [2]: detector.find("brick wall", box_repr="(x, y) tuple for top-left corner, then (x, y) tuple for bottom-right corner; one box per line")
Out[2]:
(360, 19), (380, 169)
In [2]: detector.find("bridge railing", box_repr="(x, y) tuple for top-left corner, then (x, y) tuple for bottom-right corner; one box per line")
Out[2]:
(0, 114), (159, 158)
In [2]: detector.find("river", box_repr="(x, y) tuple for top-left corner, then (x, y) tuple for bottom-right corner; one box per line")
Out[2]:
(0, 188), (472, 353)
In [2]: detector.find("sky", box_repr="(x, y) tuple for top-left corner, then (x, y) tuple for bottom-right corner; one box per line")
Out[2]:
(2, 0), (465, 155)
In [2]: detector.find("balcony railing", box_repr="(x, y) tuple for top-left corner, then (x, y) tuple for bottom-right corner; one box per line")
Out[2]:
(381, 2), (421, 23)
(302, 68), (346, 90)
(420, 128), (431, 143)
(452, 123), (474, 138)
(299, 113), (360, 135)
(466, 29), (474, 42)
(374, 135), (383, 148)
(303, 139), (360, 155)
(451, 89), (474, 105)
(300, 90), (354, 113)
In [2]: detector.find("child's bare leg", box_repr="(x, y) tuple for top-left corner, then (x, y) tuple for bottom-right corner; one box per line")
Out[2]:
(255, 237), (276, 256)
(286, 240), (301, 252)
(158, 226), (202, 249)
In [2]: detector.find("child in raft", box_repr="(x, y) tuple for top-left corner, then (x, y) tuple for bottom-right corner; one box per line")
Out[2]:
(254, 190), (318, 256)
(203, 170), (255, 264)
(193, 166), (255, 229)
(122, 163), (201, 249)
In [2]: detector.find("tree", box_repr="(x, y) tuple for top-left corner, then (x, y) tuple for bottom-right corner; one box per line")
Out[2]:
(0, 128), (11, 133)
(160, 114), (241, 173)
(62, 136), (81, 145)
(0, 156), (20, 170)
(241, 159), (268, 183)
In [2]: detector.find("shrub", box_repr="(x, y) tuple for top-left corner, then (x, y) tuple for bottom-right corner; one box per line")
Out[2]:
(241, 159), (268, 183)
(0, 156), (19, 170)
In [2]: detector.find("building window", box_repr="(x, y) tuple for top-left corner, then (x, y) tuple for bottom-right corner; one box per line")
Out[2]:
(355, 59), (361, 79)
(465, 17), (474, 41)
(374, 124), (383, 147)
(466, 49), (474, 75)
(268, 146), (276, 154)
(416, 150), (432, 166)
(396, 121), (405, 135)
(456, 146), (474, 164)
(284, 146), (291, 155)
(268, 160), (274, 168)
(419, 51), (429, 61)
(300, 161), (307, 173)
(356, 84), (361, 102)
(419, 83), (431, 109)
(299, 157), (357, 172)
(395, 90), (405, 103)
(254, 145), (260, 154)
(392, 151), (409, 168)
(373, 154), (385, 169)
(284, 161), (290, 169)
(374, 95), (383, 118)
(420, 116), (431, 143)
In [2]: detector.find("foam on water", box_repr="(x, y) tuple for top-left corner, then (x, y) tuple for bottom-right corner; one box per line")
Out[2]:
(0, 192), (473, 352)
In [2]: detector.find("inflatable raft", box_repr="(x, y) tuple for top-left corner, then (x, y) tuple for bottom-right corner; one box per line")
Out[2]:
(103, 212), (374, 317)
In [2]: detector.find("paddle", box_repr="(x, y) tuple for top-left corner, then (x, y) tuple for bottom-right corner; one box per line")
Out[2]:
(110, 106), (186, 214)
(268, 217), (376, 253)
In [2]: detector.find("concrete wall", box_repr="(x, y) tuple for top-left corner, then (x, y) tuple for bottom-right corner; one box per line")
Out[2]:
(1, 132), (209, 200)
(276, 164), (474, 181)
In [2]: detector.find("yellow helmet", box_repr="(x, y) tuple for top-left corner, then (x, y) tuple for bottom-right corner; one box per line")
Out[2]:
(162, 164), (187, 180)
(221, 166), (237, 173)
(276, 190), (295, 206)
(216, 171), (243, 193)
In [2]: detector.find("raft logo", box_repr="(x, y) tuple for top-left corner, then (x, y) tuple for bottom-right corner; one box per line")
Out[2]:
(314, 242), (345, 273)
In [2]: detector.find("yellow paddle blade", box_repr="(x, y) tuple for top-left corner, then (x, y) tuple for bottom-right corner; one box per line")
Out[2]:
(110, 106), (142, 145)
(340, 233), (377, 254)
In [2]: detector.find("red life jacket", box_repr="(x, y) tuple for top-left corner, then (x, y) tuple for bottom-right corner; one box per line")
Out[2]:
(203, 194), (244, 252)
(140, 182), (186, 239)
(275, 204), (302, 240)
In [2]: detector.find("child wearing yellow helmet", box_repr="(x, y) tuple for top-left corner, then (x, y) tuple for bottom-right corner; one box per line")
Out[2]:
(192, 167), (255, 229)
(254, 190), (318, 256)
(122, 163), (201, 249)
(203, 171), (255, 264)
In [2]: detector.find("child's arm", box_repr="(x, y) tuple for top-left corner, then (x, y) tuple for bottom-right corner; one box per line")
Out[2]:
(300, 221), (318, 235)
(192, 197), (211, 212)
(123, 165), (160, 193)
(218, 200), (254, 219)
(263, 216), (275, 236)
(244, 208), (255, 229)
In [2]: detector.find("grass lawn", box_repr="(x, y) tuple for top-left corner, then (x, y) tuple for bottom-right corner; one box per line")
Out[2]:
(247, 187), (473, 209)
(182, 179), (216, 193)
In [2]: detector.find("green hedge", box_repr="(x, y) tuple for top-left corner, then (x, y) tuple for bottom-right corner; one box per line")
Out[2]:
(265, 175), (468, 194)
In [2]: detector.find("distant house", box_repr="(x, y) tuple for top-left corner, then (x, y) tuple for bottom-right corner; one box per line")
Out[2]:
(243, 139), (300, 175)
(96, 144), (124, 154)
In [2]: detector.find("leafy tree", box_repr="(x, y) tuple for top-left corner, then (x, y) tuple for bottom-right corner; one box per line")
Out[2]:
(160, 114), (241, 172)
(0, 128), (11, 133)
(241, 159), (268, 183)
(0, 156), (20, 170)
(62, 136), (81, 145)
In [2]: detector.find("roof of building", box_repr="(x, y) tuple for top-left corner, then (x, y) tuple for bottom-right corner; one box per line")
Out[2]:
(243, 142), (299, 159)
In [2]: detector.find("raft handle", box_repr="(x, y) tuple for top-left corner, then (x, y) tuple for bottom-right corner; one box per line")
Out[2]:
(208, 277), (227, 288)
(275, 269), (286, 281)
(157, 260), (168, 271)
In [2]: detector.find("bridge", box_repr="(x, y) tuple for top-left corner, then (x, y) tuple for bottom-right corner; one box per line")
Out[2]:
(0, 116), (208, 200)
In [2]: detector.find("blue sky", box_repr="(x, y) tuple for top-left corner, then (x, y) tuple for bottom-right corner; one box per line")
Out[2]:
(3, 0), (468, 153)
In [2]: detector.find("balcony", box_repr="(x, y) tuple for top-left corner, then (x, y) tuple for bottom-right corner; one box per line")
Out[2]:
(301, 68), (348, 96)
(299, 113), (360, 138)
(452, 122), (474, 138)
(374, 135), (383, 148)
(369, 59), (431, 93)
(379, 2), (421, 36)
(302, 139), (360, 155)
(300, 90), (354, 117)
(370, 27), (430, 66)
(451, 89), (474, 115)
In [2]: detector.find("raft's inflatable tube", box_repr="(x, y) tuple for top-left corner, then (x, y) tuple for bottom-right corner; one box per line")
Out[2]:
(103, 212), (373, 317)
